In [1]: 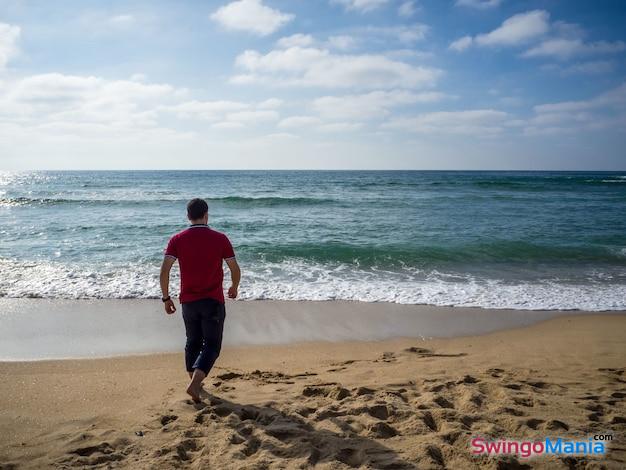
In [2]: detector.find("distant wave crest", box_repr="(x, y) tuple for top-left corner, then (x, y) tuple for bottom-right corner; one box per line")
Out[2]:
(0, 195), (338, 207)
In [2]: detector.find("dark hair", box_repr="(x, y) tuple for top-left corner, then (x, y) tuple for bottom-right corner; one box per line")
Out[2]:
(187, 198), (208, 220)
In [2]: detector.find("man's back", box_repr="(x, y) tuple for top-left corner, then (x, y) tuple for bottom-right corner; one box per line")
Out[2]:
(160, 198), (240, 403)
(165, 224), (235, 304)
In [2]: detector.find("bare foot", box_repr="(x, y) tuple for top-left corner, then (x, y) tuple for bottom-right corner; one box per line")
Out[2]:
(186, 369), (207, 404)
(186, 382), (202, 403)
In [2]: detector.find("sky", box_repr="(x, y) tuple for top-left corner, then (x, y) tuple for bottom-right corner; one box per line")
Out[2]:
(0, 0), (625, 170)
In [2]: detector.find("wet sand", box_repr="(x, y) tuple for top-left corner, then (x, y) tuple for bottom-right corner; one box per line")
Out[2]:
(1, 312), (625, 469)
(0, 298), (614, 360)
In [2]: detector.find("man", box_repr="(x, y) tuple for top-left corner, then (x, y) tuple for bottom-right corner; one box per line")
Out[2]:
(160, 198), (241, 403)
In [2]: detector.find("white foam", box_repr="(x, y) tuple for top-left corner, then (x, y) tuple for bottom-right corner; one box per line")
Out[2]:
(0, 258), (624, 311)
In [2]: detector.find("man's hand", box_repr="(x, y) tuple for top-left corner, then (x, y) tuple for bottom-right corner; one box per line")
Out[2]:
(225, 258), (240, 300)
(164, 298), (177, 314)
(160, 256), (177, 314)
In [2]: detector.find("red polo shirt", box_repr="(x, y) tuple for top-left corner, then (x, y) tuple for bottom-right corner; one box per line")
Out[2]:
(164, 224), (235, 304)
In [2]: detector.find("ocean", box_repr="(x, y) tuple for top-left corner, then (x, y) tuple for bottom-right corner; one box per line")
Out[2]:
(0, 170), (625, 310)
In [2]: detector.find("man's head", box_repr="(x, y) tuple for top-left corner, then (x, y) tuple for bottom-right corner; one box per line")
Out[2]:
(187, 198), (208, 224)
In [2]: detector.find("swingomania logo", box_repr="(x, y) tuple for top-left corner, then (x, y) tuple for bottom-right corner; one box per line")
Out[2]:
(471, 434), (613, 459)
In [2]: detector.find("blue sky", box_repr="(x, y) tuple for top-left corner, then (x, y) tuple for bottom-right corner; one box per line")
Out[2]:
(0, 0), (625, 170)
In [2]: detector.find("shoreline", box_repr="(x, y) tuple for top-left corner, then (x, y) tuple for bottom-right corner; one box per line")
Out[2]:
(1, 314), (624, 468)
(2, 298), (625, 361)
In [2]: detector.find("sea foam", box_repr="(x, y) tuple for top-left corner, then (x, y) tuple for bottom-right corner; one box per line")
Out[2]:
(1, 258), (624, 311)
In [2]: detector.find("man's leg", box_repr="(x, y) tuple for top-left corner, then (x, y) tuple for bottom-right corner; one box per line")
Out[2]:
(186, 300), (225, 402)
(182, 302), (203, 378)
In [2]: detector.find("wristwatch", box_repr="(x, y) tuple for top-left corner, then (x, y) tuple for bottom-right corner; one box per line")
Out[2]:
(162, 296), (171, 303)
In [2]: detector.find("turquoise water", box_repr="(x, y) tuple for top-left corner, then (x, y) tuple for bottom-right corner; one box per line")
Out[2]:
(1, 170), (625, 310)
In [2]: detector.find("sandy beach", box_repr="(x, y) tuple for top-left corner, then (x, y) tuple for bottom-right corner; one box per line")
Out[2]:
(1, 306), (625, 469)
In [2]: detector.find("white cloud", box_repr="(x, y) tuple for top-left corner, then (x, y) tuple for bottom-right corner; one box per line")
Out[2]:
(552, 21), (585, 40)
(210, 0), (294, 36)
(318, 121), (363, 132)
(277, 34), (359, 52)
(212, 121), (245, 130)
(312, 90), (449, 120)
(130, 73), (147, 82)
(226, 110), (279, 123)
(327, 35), (356, 50)
(449, 35), (473, 52)
(450, 10), (550, 53)
(0, 72), (287, 144)
(108, 14), (135, 26)
(165, 100), (248, 120)
(475, 10), (550, 47)
(276, 34), (314, 48)
(332, 0), (389, 13)
(264, 132), (298, 139)
(455, 0), (501, 9)
(0, 22), (20, 69)
(257, 98), (283, 109)
(383, 109), (509, 135)
(524, 83), (626, 135)
(278, 116), (322, 129)
(230, 46), (442, 89)
(454, 10), (624, 62)
(398, 1), (417, 17)
(74, 10), (155, 36)
(0, 73), (192, 144)
(534, 82), (626, 114)
(523, 38), (626, 60)
(163, 96), (281, 123)
(7, 73), (177, 113)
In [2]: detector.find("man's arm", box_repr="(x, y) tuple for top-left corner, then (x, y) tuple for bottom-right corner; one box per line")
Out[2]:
(225, 258), (241, 299)
(160, 256), (177, 314)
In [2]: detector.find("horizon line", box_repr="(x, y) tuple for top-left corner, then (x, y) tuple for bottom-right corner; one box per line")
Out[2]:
(2, 168), (625, 173)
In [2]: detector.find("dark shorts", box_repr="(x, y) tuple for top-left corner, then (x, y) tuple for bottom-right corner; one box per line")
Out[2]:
(181, 297), (225, 374)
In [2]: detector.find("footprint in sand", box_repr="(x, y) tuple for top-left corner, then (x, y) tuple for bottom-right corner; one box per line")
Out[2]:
(355, 386), (376, 396)
(378, 351), (397, 363)
(241, 436), (261, 456)
(160, 414), (178, 426)
(487, 367), (505, 378)
(405, 346), (467, 358)
(523, 418), (544, 430)
(500, 407), (526, 417)
(512, 396), (534, 407)
(422, 411), (438, 432)
(524, 380), (551, 389)
(425, 444), (445, 467)
(458, 375), (479, 384)
(460, 415), (481, 430)
(174, 438), (200, 462)
(65, 440), (129, 467)
(585, 403), (604, 413)
(588, 412), (603, 422)
(302, 384), (350, 401)
(216, 371), (243, 381)
(441, 430), (462, 445)
(368, 421), (397, 439)
(352, 404), (389, 420)
(545, 419), (569, 431)
(433, 396), (455, 409)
